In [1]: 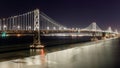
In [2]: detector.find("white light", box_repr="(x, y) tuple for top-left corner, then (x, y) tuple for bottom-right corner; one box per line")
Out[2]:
(17, 25), (20, 29)
(47, 26), (49, 30)
(53, 27), (56, 30)
(3, 25), (7, 28)
(64, 27), (67, 30)
(28, 26), (31, 29)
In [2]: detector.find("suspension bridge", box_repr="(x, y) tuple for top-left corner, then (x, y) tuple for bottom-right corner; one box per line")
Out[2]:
(0, 9), (119, 48)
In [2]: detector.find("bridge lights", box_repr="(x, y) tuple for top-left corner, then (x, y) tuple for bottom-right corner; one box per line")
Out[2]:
(72, 28), (74, 30)
(64, 27), (67, 30)
(75, 28), (78, 30)
(3, 25), (7, 30)
(17, 34), (21, 37)
(114, 29), (118, 34)
(47, 26), (49, 30)
(17, 25), (20, 30)
(28, 26), (31, 30)
(53, 27), (56, 30)
(59, 27), (62, 30)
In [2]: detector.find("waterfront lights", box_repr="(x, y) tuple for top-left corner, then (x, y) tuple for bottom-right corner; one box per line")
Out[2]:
(17, 34), (21, 37)
(1, 32), (6, 37)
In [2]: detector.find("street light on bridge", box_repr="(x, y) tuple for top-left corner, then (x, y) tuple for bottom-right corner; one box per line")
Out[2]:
(17, 25), (20, 30)
(28, 26), (31, 30)
(47, 26), (49, 30)
(3, 25), (7, 30)
(63, 27), (67, 30)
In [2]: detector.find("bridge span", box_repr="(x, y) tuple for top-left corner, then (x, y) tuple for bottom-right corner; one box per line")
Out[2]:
(0, 9), (119, 48)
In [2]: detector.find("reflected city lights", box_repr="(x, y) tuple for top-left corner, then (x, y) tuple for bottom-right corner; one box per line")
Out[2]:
(17, 34), (21, 37)
(0, 39), (118, 68)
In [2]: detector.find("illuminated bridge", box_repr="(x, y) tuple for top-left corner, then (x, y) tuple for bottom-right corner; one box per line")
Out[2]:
(0, 9), (119, 48)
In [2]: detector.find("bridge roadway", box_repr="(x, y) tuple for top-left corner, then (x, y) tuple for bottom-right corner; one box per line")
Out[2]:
(0, 9), (118, 48)
(0, 30), (118, 39)
(0, 29), (119, 49)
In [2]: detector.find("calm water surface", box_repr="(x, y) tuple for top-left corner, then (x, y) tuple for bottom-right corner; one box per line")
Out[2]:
(0, 38), (120, 68)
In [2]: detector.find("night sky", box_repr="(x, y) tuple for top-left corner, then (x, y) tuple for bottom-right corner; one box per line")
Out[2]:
(0, 0), (120, 31)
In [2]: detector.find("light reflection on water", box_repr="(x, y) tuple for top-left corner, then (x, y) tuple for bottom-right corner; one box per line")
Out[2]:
(0, 39), (119, 68)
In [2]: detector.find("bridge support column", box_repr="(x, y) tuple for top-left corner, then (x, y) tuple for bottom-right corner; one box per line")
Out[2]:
(32, 31), (44, 48)
(30, 9), (44, 49)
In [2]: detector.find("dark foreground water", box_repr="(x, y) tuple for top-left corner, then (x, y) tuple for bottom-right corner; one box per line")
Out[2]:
(0, 38), (120, 68)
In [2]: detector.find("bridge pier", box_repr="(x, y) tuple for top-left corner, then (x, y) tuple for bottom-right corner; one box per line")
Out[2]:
(30, 31), (44, 49)
(30, 9), (44, 49)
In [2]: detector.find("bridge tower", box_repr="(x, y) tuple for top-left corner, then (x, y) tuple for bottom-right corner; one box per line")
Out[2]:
(81, 22), (103, 41)
(107, 26), (112, 33)
(115, 29), (118, 34)
(107, 26), (113, 38)
(90, 22), (99, 41)
(91, 22), (97, 31)
(30, 9), (44, 48)
(113, 29), (118, 37)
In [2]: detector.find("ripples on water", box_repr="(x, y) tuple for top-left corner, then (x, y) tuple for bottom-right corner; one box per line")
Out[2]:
(0, 38), (120, 68)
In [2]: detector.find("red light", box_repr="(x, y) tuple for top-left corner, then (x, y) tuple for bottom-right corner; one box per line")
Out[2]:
(40, 49), (46, 64)
(40, 49), (45, 56)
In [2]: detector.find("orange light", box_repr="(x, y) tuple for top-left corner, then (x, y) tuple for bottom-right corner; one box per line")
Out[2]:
(17, 34), (21, 37)
(40, 49), (45, 56)
(40, 49), (46, 63)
